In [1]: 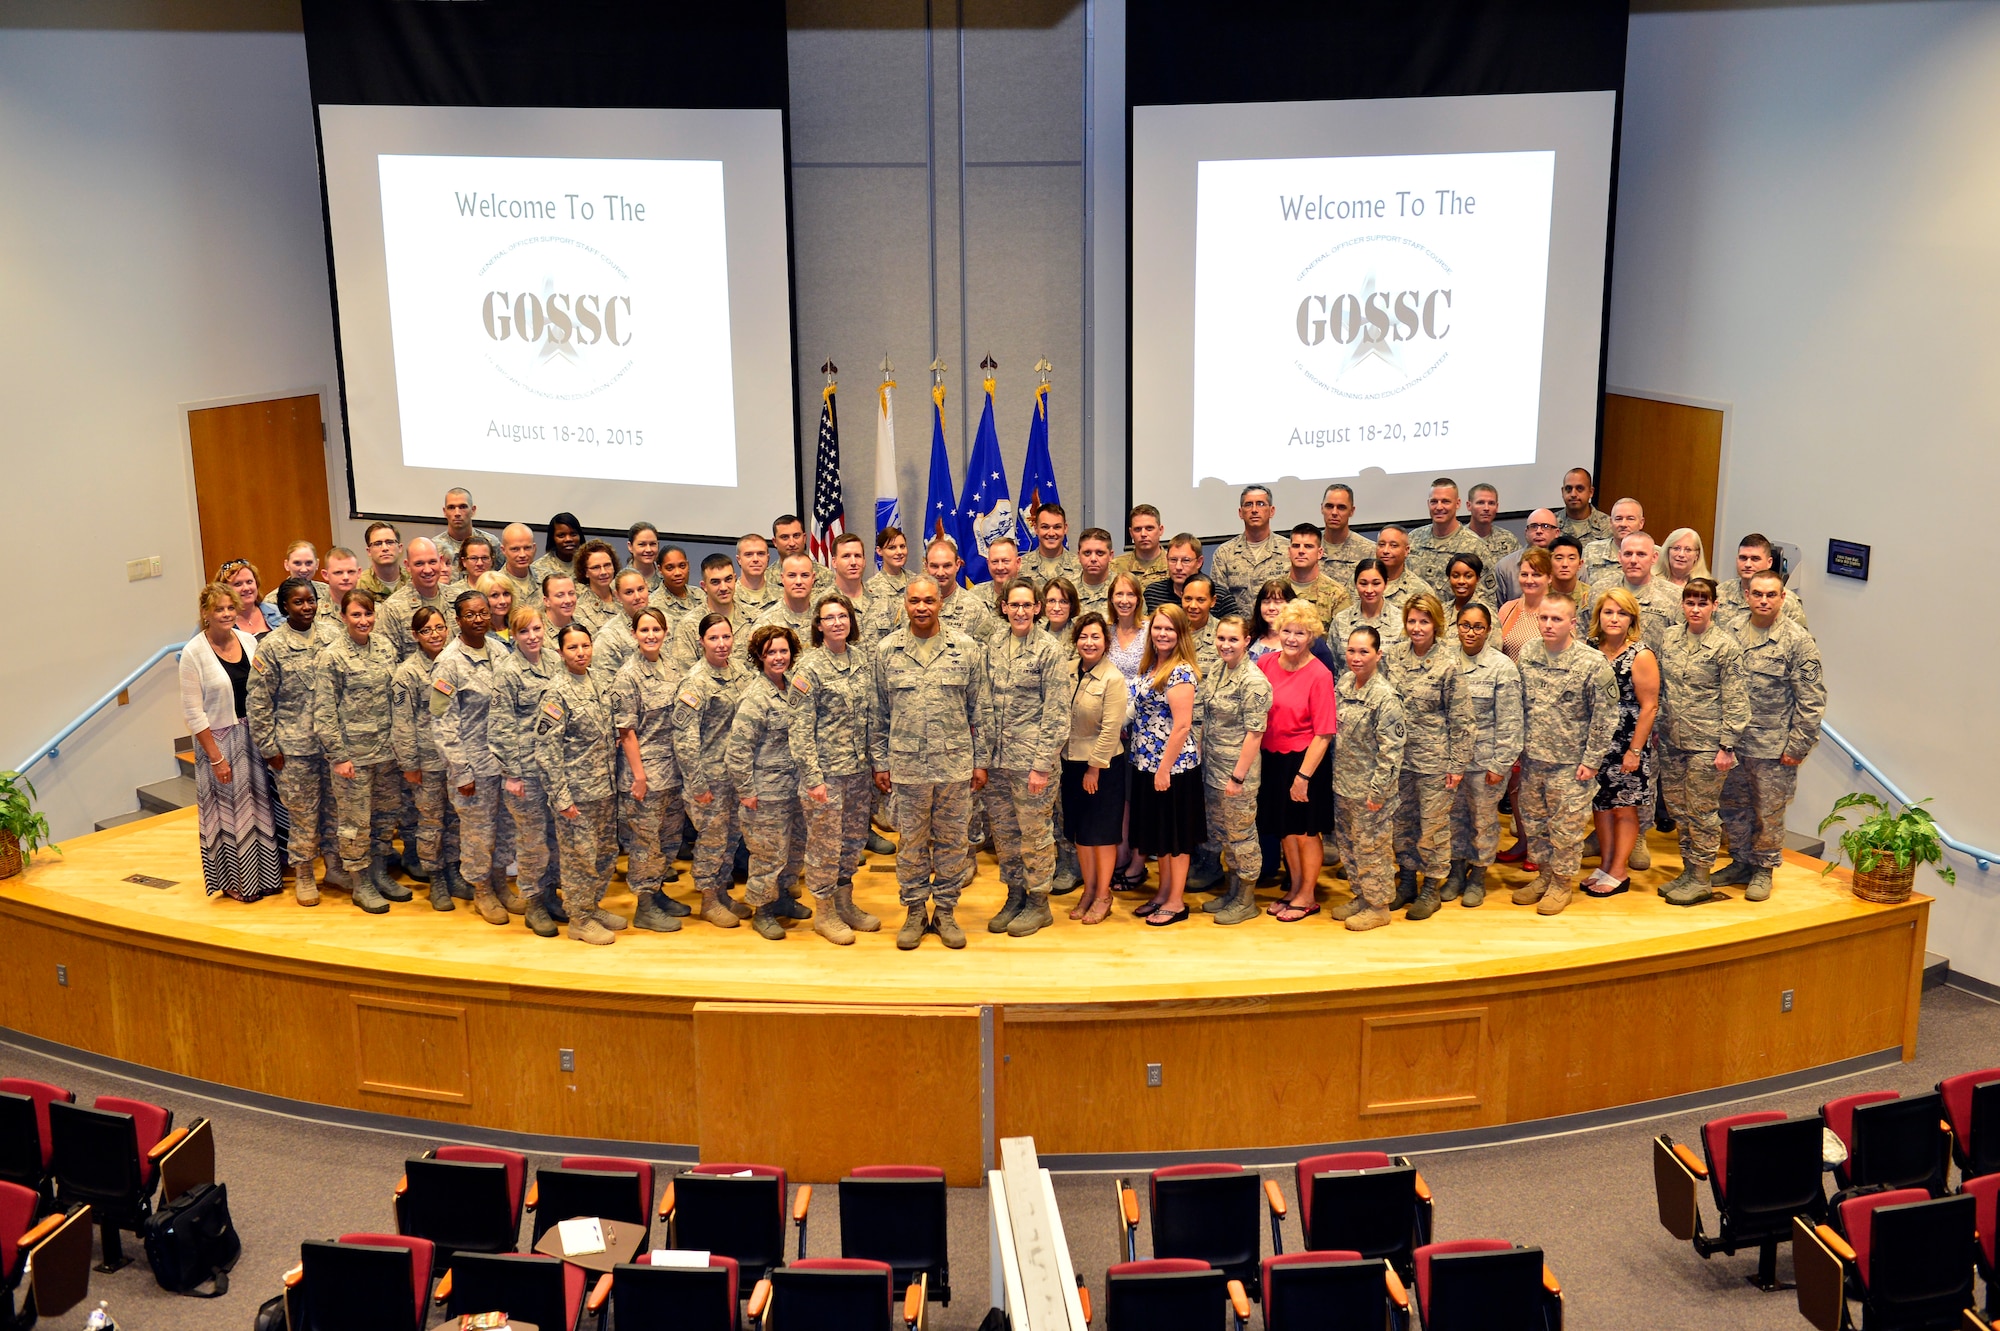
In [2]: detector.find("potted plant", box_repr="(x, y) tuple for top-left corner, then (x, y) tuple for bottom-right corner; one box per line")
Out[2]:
(0, 770), (58, 879)
(1818, 793), (1955, 903)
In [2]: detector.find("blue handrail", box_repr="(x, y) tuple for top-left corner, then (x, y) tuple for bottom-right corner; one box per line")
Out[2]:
(1821, 721), (1995, 872)
(14, 642), (186, 775)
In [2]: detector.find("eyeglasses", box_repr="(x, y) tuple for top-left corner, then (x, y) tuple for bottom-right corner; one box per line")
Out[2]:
(1527, 521), (1558, 531)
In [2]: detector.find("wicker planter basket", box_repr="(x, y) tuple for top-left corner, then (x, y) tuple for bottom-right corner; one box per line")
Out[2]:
(0, 830), (20, 881)
(1851, 860), (1917, 904)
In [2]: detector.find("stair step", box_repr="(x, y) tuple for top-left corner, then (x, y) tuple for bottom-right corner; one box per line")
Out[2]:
(94, 809), (157, 832)
(1783, 829), (1826, 859)
(1924, 952), (1950, 991)
(137, 776), (198, 815)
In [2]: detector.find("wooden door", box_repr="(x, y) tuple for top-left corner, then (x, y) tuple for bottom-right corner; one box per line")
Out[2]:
(1599, 393), (1723, 560)
(187, 394), (333, 594)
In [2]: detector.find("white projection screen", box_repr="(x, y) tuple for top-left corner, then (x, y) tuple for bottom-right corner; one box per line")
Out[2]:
(319, 103), (796, 540)
(1131, 91), (1617, 533)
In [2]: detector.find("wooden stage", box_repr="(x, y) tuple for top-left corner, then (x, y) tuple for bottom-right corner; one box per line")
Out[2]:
(0, 810), (1928, 1184)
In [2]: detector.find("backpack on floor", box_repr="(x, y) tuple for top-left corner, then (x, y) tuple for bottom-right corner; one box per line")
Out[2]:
(143, 1180), (241, 1296)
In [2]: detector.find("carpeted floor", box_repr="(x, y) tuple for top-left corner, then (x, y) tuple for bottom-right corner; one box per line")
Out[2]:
(6, 984), (1997, 1329)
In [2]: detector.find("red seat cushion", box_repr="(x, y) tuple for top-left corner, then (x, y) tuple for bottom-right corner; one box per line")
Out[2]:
(636, 1251), (740, 1306)
(1108, 1258), (1209, 1276)
(338, 1232), (435, 1329)
(1838, 1187), (1931, 1287)
(562, 1155), (655, 1220)
(850, 1165), (946, 1179)
(1151, 1162), (1242, 1208)
(1414, 1239), (1513, 1317)
(0, 1079), (72, 1169)
(1296, 1152), (1395, 1232)
(93, 1096), (170, 1190)
(1701, 1111), (1787, 1199)
(1823, 1092), (1900, 1150)
(690, 1162), (788, 1222)
(1261, 1249), (1364, 1318)
(1963, 1174), (2000, 1269)
(435, 1145), (527, 1222)
(1939, 1069), (2000, 1145)
(561, 1258), (586, 1329)
(0, 1179), (38, 1281)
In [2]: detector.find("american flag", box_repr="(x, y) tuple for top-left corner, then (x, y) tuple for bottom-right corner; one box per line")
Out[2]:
(809, 383), (846, 564)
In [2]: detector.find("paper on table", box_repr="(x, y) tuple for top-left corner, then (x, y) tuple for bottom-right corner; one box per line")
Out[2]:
(649, 1249), (713, 1269)
(557, 1216), (606, 1257)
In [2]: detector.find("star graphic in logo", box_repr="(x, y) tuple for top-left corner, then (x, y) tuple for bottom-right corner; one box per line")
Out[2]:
(537, 278), (579, 366)
(1338, 273), (1404, 382)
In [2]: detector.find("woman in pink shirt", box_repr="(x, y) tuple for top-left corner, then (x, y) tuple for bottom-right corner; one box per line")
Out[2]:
(1256, 601), (1338, 921)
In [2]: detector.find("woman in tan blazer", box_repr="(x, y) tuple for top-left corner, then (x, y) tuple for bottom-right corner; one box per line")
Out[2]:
(1061, 613), (1131, 924)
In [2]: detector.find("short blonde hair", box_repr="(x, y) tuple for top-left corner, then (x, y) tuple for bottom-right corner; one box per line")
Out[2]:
(1402, 593), (1446, 634)
(1655, 527), (1712, 581)
(1273, 600), (1324, 638)
(508, 604), (544, 635)
(196, 581), (236, 625)
(1590, 586), (1644, 643)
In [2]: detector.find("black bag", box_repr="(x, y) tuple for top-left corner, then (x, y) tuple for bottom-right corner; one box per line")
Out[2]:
(253, 1292), (289, 1330)
(142, 1180), (241, 1296)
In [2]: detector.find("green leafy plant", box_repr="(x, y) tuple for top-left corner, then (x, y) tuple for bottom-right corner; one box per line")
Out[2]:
(1818, 792), (1954, 885)
(0, 769), (59, 865)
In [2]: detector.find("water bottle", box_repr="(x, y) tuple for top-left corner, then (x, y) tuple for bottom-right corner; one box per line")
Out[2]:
(84, 1301), (117, 1331)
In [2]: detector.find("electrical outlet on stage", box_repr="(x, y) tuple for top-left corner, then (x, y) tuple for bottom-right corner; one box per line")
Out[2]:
(559, 1047), (575, 1072)
(1781, 989), (1794, 1013)
(1146, 1063), (1163, 1088)
(56, 964), (68, 987)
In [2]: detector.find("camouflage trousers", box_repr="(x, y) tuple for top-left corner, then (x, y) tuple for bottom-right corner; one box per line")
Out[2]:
(553, 795), (617, 917)
(982, 768), (1057, 895)
(1334, 793), (1397, 908)
(1203, 779), (1262, 882)
(803, 771), (874, 898)
(620, 785), (687, 892)
(504, 775), (560, 896)
(1394, 769), (1454, 878)
(1449, 770), (1509, 868)
(1660, 749), (1728, 872)
(273, 754), (328, 866)
(741, 793), (807, 908)
(450, 776), (505, 890)
(408, 770), (460, 870)
(1517, 759), (1596, 880)
(332, 760), (401, 873)
(687, 784), (743, 896)
(891, 780), (974, 907)
(1720, 756), (1797, 869)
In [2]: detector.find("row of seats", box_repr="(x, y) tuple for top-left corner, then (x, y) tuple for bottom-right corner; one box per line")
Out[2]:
(1107, 1157), (1561, 1330)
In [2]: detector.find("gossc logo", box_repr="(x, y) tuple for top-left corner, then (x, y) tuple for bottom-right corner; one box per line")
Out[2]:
(474, 235), (637, 402)
(1291, 236), (1453, 401)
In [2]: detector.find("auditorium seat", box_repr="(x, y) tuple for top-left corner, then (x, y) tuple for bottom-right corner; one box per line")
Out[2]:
(1794, 1189), (1976, 1331)
(1292, 1152), (1434, 1279)
(0, 1186), (92, 1330)
(838, 1164), (952, 1306)
(1412, 1239), (1562, 1331)
(752, 1256), (926, 1330)
(1653, 1112), (1827, 1290)
(1823, 1090), (1952, 1195)
(1938, 1068), (2000, 1181)
(1260, 1249), (1409, 1330)
(610, 1251), (741, 1330)
(47, 1095), (171, 1272)
(1962, 1173), (1998, 1320)
(667, 1163), (796, 1288)
(442, 1250), (593, 1331)
(394, 1145), (527, 1260)
(289, 1233), (435, 1331)
(526, 1155), (654, 1246)
(1118, 1163), (1267, 1298)
(1100, 1258), (1232, 1331)
(0, 1081), (72, 1199)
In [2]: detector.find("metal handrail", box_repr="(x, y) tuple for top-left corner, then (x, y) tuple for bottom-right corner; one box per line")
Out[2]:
(14, 641), (186, 775)
(1821, 722), (1995, 871)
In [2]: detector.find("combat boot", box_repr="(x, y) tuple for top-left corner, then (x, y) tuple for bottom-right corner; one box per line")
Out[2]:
(495, 879), (528, 914)
(773, 888), (813, 921)
(1628, 837), (1652, 871)
(428, 876), (454, 911)
(631, 889), (681, 932)
(523, 895), (559, 937)
(352, 873), (389, 914)
(321, 859), (353, 891)
(471, 883), (510, 925)
(542, 887), (570, 923)
(896, 903), (928, 950)
(658, 890), (691, 917)
(1052, 844), (1082, 895)
(1405, 877), (1443, 921)
(1461, 865), (1488, 907)
(750, 904), (786, 940)
(1213, 873), (1260, 926)
(445, 862), (475, 901)
(1662, 866), (1714, 907)
(866, 829), (897, 855)
(591, 905), (630, 931)
(1536, 877), (1573, 915)
(1008, 890), (1053, 938)
(1186, 847), (1225, 893)
(719, 889), (753, 919)
(399, 851), (429, 882)
(1392, 867), (1418, 910)
(567, 914), (616, 945)
(1710, 859), (1754, 887)
(1656, 864), (1694, 897)
(1744, 868), (1774, 903)
(1512, 873), (1551, 906)
(933, 903), (967, 949)
(1440, 860), (1466, 902)
(1345, 905), (1393, 931)
(293, 874), (320, 907)
(988, 883), (1027, 932)
(370, 855), (413, 902)
(814, 906), (855, 945)
(700, 889), (742, 929)
(833, 883), (879, 932)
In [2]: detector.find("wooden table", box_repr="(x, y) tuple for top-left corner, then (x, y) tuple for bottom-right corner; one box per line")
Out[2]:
(532, 1217), (646, 1274)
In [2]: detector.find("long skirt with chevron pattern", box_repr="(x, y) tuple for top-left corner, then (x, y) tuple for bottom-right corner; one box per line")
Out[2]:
(193, 719), (283, 902)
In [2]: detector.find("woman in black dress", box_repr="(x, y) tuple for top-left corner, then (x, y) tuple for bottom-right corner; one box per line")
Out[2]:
(1586, 587), (1658, 897)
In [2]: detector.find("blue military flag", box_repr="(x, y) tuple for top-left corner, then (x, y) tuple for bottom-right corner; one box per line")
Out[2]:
(873, 375), (900, 551)
(956, 372), (1014, 586)
(924, 382), (959, 554)
(1015, 380), (1060, 549)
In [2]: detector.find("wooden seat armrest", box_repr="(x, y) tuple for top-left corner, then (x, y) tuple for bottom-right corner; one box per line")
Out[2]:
(586, 1271), (613, 1313)
(1413, 1171), (1432, 1203)
(394, 1173), (408, 1198)
(793, 1183), (812, 1222)
(658, 1179), (675, 1221)
(1119, 1185), (1139, 1226)
(525, 1179), (539, 1210)
(1226, 1278), (1251, 1320)
(147, 1127), (190, 1162)
(282, 1262), (304, 1289)
(18, 1215), (63, 1251)
(1542, 1263), (1561, 1297)
(1384, 1264), (1409, 1311)
(434, 1269), (452, 1303)
(1263, 1179), (1288, 1217)
(903, 1277), (924, 1326)
(748, 1277), (772, 1319)
(1816, 1225), (1856, 1263)
(1670, 1142), (1709, 1179)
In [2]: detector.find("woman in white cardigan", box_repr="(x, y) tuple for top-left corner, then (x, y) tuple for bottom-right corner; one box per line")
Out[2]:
(179, 582), (282, 901)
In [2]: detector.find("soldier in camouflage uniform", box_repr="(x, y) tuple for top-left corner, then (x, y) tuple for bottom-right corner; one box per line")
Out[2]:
(1285, 525), (1354, 628)
(1559, 468), (1616, 543)
(1580, 499), (1646, 589)
(1654, 579), (1751, 906)
(754, 554), (820, 641)
(1373, 529), (1440, 625)
(1207, 486), (1288, 620)
(1318, 483), (1376, 588)
(391, 607), (467, 911)
(249, 578), (341, 904)
(1513, 593), (1620, 915)
(379, 539), (452, 661)
(789, 593), (881, 944)
(1445, 603), (1523, 906)
(491, 608), (566, 935)
(673, 613), (755, 928)
(770, 514), (838, 601)
(611, 609), (689, 932)
(535, 623), (625, 945)
(1383, 595), (1459, 919)
(924, 538), (997, 642)
(1466, 484), (1519, 601)
(1715, 572), (1826, 902)
(311, 589), (409, 913)
(1407, 480), (1490, 597)
(865, 527), (914, 603)
(433, 592), (520, 925)
(1329, 627), (1407, 931)
(648, 546), (702, 627)
(982, 580), (1069, 937)
(1072, 530), (1116, 621)
(1331, 561), (1405, 669)
(731, 534), (780, 621)
(1021, 502), (1084, 592)
(871, 577), (993, 950)
(672, 555), (755, 669)
(1717, 533), (1809, 633)
(1196, 617), (1271, 924)
(588, 570), (651, 684)
(497, 524), (545, 611)
(727, 625), (811, 939)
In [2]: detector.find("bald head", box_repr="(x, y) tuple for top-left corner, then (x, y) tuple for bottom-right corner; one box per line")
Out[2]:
(501, 523), (536, 574)
(406, 537), (444, 590)
(1526, 508), (1559, 548)
(1619, 530), (1657, 584)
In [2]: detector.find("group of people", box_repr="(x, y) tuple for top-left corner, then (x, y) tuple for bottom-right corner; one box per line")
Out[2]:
(175, 465), (1826, 946)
